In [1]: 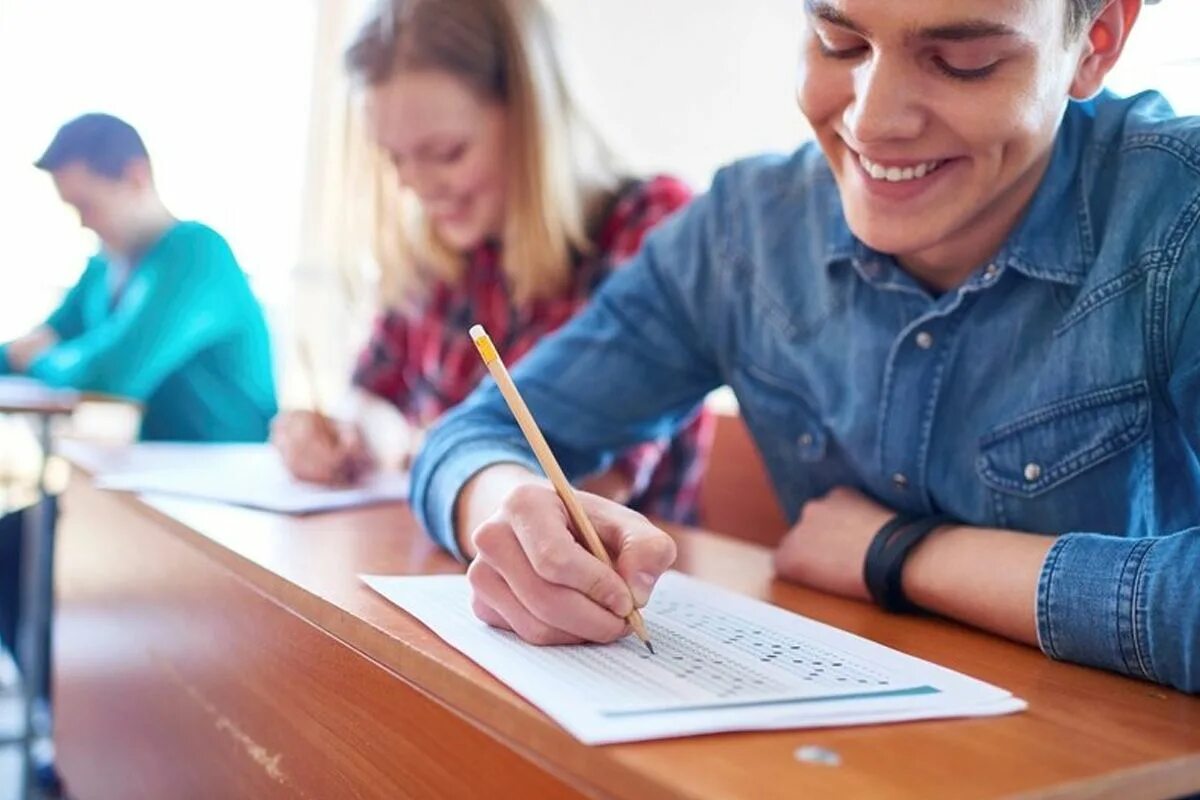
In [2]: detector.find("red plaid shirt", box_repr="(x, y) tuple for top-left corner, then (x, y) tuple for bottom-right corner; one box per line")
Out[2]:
(353, 176), (714, 523)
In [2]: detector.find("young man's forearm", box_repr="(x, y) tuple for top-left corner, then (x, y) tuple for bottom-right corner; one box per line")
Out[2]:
(902, 525), (1054, 646)
(4, 327), (59, 373)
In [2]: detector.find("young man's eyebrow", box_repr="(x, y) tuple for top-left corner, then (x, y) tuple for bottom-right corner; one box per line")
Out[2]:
(804, 1), (866, 35)
(916, 20), (1019, 42)
(804, 1), (1019, 42)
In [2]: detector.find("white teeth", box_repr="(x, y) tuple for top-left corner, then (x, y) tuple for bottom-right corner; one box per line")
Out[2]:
(858, 153), (942, 183)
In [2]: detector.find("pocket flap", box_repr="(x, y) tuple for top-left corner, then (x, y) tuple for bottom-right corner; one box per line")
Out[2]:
(976, 381), (1150, 497)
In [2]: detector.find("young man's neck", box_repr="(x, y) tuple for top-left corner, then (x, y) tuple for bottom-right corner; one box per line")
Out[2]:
(111, 197), (177, 261)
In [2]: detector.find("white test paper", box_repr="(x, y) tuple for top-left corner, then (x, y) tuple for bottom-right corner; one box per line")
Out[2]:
(0, 375), (79, 405)
(94, 444), (408, 515)
(363, 571), (1025, 744)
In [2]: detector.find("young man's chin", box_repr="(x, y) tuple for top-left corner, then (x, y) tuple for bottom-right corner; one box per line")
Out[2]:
(845, 218), (941, 260)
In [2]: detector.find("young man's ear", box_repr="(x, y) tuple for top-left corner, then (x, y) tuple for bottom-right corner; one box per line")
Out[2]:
(1069, 0), (1142, 101)
(123, 158), (155, 190)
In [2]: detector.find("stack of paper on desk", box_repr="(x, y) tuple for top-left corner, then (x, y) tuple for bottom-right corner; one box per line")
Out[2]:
(87, 443), (408, 515)
(0, 376), (79, 406)
(363, 571), (1024, 744)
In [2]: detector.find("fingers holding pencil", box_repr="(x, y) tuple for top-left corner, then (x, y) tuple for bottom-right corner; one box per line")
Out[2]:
(271, 410), (374, 485)
(467, 324), (670, 653)
(276, 338), (374, 485)
(468, 479), (675, 643)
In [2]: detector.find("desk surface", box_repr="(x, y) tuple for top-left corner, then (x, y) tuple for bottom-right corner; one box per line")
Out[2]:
(54, 445), (1200, 800)
(0, 376), (77, 416)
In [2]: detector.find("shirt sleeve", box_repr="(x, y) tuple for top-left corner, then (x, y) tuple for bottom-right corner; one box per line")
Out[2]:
(0, 258), (99, 374)
(43, 257), (101, 341)
(411, 171), (734, 559)
(1035, 229), (1200, 694)
(25, 230), (243, 400)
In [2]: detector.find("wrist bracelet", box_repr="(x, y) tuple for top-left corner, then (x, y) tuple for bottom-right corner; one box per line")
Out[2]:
(864, 514), (953, 614)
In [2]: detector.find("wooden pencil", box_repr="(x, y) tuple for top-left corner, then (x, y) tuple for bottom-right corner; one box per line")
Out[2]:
(296, 338), (352, 483)
(468, 324), (655, 654)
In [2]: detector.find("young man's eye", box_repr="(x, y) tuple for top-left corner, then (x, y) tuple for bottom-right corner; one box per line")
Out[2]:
(817, 38), (869, 60)
(932, 56), (1001, 81)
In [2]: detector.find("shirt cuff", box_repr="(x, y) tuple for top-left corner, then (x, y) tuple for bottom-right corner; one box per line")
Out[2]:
(1036, 532), (1159, 682)
(415, 439), (541, 562)
(0, 344), (10, 375)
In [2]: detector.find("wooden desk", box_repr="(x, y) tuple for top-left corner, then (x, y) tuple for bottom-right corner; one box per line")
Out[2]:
(54, 454), (1200, 799)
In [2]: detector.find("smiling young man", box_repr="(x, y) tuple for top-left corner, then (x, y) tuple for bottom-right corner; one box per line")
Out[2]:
(409, 0), (1200, 693)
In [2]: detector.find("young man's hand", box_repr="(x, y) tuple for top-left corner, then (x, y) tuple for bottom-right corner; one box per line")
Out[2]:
(773, 486), (895, 601)
(457, 467), (676, 645)
(6, 327), (58, 372)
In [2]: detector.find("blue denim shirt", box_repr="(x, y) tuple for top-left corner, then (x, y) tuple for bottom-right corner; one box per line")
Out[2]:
(412, 91), (1200, 694)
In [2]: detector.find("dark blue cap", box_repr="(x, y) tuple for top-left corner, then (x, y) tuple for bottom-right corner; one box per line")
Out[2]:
(34, 113), (150, 179)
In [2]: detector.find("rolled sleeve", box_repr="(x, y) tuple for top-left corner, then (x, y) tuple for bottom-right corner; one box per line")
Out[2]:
(1037, 530), (1200, 692)
(413, 429), (541, 561)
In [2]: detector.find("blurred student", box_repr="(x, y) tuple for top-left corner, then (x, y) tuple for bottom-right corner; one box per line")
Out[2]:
(272, 0), (712, 523)
(1, 113), (277, 442)
(0, 113), (278, 789)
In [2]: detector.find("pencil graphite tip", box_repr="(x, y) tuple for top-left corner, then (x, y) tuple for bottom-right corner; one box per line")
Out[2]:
(644, 640), (655, 655)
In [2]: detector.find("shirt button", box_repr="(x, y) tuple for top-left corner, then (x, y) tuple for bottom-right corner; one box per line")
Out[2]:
(1023, 462), (1043, 482)
(983, 263), (1001, 282)
(892, 472), (909, 490)
(798, 433), (814, 448)
(915, 331), (934, 350)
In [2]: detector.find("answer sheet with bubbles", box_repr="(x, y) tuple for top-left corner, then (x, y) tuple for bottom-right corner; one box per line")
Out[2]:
(362, 571), (1024, 743)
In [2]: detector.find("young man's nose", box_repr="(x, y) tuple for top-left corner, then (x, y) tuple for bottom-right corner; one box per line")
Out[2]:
(843, 55), (926, 146)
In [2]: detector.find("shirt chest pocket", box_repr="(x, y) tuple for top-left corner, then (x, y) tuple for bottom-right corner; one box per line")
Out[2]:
(976, 380), (1151, 532)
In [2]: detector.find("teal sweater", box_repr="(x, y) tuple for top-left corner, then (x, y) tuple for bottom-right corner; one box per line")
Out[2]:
(0, 222), (277, 442)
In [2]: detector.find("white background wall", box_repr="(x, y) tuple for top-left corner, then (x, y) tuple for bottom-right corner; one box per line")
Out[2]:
(545, 0), (809, 189)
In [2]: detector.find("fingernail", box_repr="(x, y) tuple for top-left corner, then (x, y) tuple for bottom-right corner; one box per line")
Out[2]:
(631, 572), (657, 607)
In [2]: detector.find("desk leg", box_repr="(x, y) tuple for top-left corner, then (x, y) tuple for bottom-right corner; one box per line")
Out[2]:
(17, 417), (55, 799)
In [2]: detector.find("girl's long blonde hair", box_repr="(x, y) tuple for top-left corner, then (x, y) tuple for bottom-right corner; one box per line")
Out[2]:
(345, 0), (624, 307)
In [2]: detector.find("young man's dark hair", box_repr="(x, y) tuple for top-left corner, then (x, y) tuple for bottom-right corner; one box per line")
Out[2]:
(34, 112), (150, 179)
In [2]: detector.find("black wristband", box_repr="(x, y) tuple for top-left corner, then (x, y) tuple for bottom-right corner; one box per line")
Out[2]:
(864, 514), (952, 614)
(862, 513), (916, 608)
